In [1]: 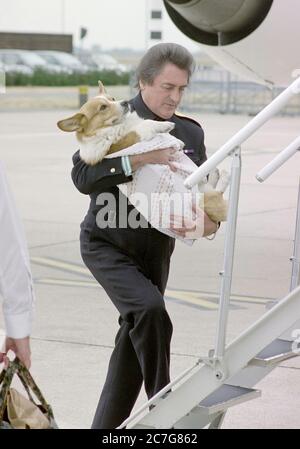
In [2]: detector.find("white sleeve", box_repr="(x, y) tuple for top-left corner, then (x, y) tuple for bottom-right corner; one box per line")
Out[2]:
(0, 161), (35, 339)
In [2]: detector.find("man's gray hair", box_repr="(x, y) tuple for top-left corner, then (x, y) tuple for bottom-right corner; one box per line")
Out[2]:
(136, 43), (195, 88)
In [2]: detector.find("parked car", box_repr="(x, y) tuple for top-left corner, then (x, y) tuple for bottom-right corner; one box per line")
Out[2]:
(73, 49), (99, 71)
(90, 53), (128, 73)
(0, 60), (5, 77)
(1, 63), (33, 75)
(0, 50), (34, 75)
(36, 51), (89, 74)
(0, 49), (65, 74)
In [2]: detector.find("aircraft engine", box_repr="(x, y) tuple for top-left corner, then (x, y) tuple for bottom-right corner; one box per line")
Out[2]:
(164, 0), (300, 86)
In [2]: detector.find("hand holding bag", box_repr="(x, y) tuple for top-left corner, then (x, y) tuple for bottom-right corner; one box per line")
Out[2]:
(0, 358), (58, 429)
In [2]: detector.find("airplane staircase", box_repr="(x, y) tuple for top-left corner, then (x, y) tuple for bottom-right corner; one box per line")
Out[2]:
(118, 76), (300, 429)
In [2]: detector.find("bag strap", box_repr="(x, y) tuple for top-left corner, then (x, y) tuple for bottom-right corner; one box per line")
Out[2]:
(2, 361), (36, 406)
(0, 361), (19, 421)
(0, 358), (54, 422)
(17, 370), (37, 404)
(0, 367), (5, 385)
(14, 358), (55, 420)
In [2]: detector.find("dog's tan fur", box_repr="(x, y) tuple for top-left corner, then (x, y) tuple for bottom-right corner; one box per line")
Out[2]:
(203, 191), (227, 223)
(109, 131), (140, 154)
(57, 81), (174, 165)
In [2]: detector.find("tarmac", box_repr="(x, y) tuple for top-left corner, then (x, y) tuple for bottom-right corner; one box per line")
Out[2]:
(0, 88), (300, 429)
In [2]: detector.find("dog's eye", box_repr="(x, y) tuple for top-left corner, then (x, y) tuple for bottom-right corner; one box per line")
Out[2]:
(99, 105), (108, 112)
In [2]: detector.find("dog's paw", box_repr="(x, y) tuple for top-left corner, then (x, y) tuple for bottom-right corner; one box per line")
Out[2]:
(204, 191), (228, 222)
(207, 168), (220, 189)
(136, 121), (157, 140)
(217, 170), (231, 193)
(136, 120), (175, 141)
(154, 121), (175, 134)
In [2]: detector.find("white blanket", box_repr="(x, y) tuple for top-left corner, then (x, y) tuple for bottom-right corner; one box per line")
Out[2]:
(105, 134), (205, 245)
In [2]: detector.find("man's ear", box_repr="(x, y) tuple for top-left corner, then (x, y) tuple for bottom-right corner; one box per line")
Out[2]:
(98, 80), (106, 95)
(57, 113), (87, 132)
(139, 80), (145, 91)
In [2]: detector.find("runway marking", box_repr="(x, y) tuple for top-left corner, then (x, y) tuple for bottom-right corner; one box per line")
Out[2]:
(31, 256), (91, 277)
(35, 277), (220, 310)
(184, 290), (269, 305)
(32, 256), (270, 310)
(164, 290), (219, 310)
(36, 277), (221, 310)
(36, 278), (98, 288)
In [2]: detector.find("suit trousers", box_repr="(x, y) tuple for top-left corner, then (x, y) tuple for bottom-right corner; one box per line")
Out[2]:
(80, 226), (175, 429)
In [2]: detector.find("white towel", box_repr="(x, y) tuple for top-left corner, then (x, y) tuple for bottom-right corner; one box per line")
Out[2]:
(105, 134), (205, 245)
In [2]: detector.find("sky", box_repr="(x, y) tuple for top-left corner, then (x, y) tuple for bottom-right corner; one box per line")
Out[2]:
(0, 0), (200, 52)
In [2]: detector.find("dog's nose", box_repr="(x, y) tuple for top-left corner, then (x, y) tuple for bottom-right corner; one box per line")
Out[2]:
(120, 100), (129, 112)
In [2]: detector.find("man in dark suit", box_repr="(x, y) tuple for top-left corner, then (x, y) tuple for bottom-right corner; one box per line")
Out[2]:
(71, 43), (218, 429)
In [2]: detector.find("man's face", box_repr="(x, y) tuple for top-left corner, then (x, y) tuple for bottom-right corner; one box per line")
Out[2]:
(140, 63), (188, 119)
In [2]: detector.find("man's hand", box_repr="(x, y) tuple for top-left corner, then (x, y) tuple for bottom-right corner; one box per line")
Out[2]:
(0, 336), (31, 369)
(169, 204), (219, 238)
(130, 147), (178, 172)
(0, 349), (9, 368)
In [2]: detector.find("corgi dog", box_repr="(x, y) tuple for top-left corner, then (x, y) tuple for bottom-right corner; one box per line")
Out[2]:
(57, 81), (174, 165)
(57, 81), (229, 226)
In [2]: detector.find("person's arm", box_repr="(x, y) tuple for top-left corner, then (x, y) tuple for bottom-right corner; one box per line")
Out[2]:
(71, 148), (178, 195)
(71, 151), (133, 195)
(169, 123), (218, 238)
(0, 161), (34, 368)
(0, 337), (31, 369)
(170, 212), (219, 239)
(129, 148), (178, 172)
(170, 203), (218, 239)
(191, 123), (220, 235)
(191, 124), (207, 168)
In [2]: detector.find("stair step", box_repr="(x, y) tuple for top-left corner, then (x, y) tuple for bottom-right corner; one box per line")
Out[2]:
(196, 384), (261, 415)
(250, 338), (296, 367)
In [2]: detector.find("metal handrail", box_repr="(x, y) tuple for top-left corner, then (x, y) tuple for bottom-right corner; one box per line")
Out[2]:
(184, 76), (300, 189)
(255, 135), (300, 294)
(186, 76), (300, 360)
(214, 147), (241, 360)
(256, 135), (300, 182)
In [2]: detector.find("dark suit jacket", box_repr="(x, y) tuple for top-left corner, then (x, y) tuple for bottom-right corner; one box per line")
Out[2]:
(72, 92), (207, 245)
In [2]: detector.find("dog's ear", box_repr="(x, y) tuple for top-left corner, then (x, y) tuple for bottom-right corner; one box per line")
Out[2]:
(57, 113), (87, 132)
(98, 80), (106, 95)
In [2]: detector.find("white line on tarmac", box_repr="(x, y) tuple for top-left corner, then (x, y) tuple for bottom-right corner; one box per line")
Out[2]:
(165, 289), (219, 310)
(31, 256), (91, 276)
(32, 257), (270, 307)
(36, 278), (99, 288)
